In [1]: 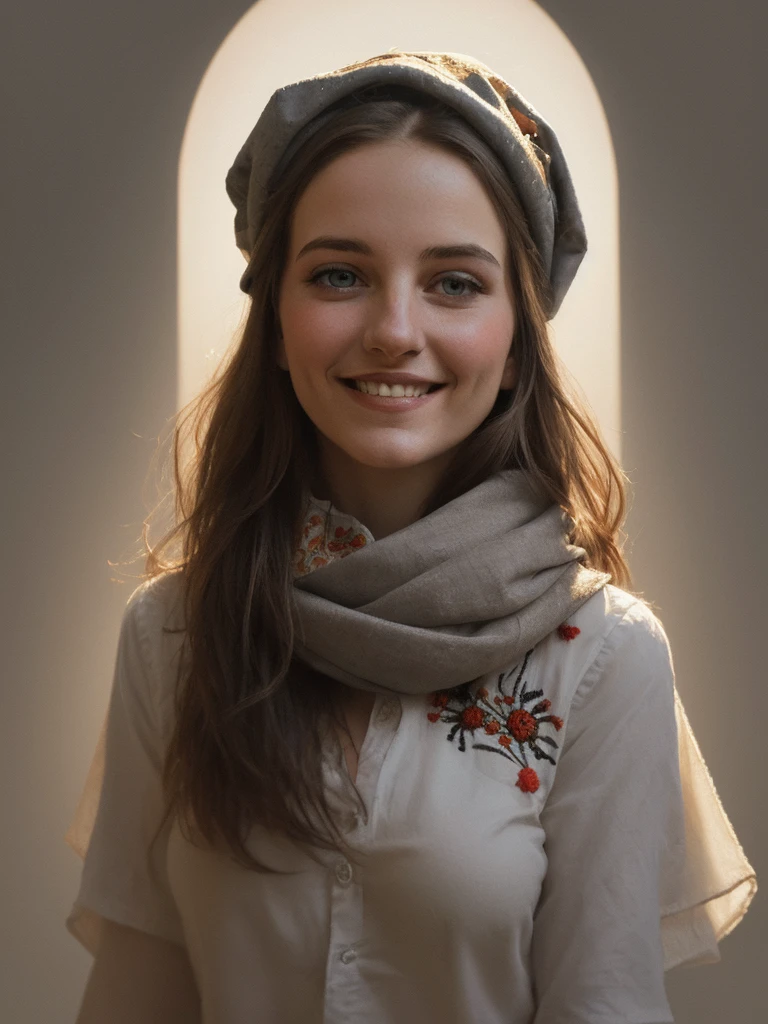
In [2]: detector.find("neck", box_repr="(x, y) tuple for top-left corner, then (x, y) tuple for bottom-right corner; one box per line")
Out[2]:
(313, 441), (455, 540)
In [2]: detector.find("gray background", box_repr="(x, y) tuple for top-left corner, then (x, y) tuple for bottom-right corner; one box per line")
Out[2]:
(1, 1), (764, 1021)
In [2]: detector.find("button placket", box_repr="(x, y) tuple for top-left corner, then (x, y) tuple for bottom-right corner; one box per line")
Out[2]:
(352, 695), (401, 816)
(325, 845), (364, 1020)
(323, 697), (402, 1022)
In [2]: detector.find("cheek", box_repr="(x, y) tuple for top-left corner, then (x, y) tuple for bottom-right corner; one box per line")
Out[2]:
(443, 303), (514, 373)
(449, 331), (513, 383)
(280, 302), (359, 369)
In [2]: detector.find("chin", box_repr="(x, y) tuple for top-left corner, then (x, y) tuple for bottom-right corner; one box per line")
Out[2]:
(340, 441), (457, 473)
(317, 429), (458, 475)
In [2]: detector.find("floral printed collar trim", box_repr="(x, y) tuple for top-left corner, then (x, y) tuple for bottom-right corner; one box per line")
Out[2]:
(426, 623), (581, 794)
(293, 495), (375, 578)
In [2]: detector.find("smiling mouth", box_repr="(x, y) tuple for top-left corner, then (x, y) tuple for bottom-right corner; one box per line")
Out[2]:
(341, 379), (445, 394)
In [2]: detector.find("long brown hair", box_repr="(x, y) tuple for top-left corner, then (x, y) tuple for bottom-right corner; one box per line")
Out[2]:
(139, 88), (638, 876)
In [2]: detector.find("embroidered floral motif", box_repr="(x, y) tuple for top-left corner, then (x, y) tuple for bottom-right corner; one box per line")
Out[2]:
(426, 649), (564, 794)
(294, 511), (369, 577)
(557, 622), (580, 641)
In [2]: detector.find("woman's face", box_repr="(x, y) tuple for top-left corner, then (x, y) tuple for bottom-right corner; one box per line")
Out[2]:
(277, 138), (517, 477)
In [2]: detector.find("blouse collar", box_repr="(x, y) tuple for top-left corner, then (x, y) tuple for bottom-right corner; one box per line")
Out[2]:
(293, 495), (375, 578)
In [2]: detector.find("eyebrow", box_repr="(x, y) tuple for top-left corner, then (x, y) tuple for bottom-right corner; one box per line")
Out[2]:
(295, 236), (502, 269)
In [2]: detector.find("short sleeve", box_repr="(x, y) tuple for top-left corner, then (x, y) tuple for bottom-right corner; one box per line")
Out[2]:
(64, 582), (186, 956)
(660, 688), (757, 969)
(530, 600), (757, 1023)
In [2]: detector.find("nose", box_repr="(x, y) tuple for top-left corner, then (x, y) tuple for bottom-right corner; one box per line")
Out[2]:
(361, 284), (424, 359)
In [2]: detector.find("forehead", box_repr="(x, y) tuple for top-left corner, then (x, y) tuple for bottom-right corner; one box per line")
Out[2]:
(288, 139), (507, 255)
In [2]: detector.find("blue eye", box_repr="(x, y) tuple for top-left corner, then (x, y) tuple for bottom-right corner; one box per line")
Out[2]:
(439, 276), (482, 297)
(310, 267), (358, 290)
(308, 267), (483, 297)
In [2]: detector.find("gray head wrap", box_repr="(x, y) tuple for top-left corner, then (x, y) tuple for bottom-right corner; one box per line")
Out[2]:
(225, 50), (587, 319)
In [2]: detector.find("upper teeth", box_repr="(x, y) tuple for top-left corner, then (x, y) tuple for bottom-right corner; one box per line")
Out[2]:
(353, 381), (432, 397)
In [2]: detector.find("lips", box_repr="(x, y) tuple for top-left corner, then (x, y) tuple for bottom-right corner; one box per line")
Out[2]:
(339, 372), (446, 386)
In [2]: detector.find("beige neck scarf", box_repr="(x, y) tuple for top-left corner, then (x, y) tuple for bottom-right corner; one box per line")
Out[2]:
(292, 469), (611, 696)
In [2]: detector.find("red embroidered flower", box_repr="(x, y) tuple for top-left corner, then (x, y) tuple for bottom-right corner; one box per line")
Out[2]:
(517, 767), (540, 793)
(294, 508), (369, 577)
(303, 514), (323, 536)
(507, 708), (538, 742)
(460, 705), (486, 730)
(425, 645), (571, 794)
(557, 623), (580, 641)
(328, 529), (368, 553)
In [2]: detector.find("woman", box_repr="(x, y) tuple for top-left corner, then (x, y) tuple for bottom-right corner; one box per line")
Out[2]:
(66, 51), (756, 1024)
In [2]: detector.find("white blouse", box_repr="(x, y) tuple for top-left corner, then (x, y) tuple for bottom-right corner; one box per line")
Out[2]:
(65, 500), (757, 1024)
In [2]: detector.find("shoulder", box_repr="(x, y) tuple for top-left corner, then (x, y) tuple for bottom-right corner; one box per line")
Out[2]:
(562, 582), (670, 658)
(533, 583), (674, 715)
(574, 582), (671, 655)
(120, 570), (187, 724)
(125, 568), (185, 624)
(123, 569), (186, 650)
(579, 585), (675, 705)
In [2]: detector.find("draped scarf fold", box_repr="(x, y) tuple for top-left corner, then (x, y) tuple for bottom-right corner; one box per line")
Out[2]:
(292, 470), (611, 695)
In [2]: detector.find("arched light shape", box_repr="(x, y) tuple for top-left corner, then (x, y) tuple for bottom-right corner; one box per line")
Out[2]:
(178, 0), (620, 458)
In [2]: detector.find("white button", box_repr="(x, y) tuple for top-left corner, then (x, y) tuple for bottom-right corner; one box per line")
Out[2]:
(340, 947), (357, 964)
(335, 860), (353, 884)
